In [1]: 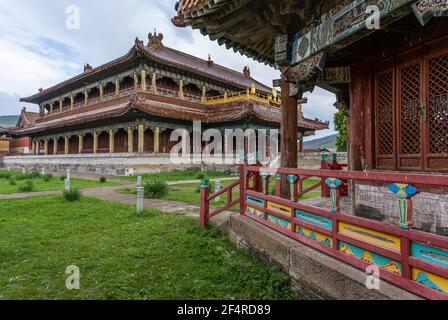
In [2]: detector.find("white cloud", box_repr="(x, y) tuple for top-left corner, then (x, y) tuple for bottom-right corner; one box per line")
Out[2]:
(0, 0), (337, 138)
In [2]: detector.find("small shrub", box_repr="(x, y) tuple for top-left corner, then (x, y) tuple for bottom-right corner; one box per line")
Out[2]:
(17, 180), (35, 193)
(63, 188), (81, 202)
(99, 176), (107, 183)
(0, 171), (11, 179)
(60, 175), (66, 181)
(9, 177), (17, 186)
(42, 174), (53, 182)
(194, 172), (207, 180)
(143, 180), (169, 199)
(30, 171), (41, 179)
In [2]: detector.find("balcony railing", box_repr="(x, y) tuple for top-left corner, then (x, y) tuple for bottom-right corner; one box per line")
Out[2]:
(205, 90), (281, 106)
(199, 157), (448, 300)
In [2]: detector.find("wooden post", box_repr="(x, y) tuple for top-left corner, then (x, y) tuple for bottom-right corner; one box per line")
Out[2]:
(99, 83), (104, 101)
(154, 127), (160, 153)
(78, 133), (83, 154)
(178, 79), (184, 99)
(151, 73), (157, 94)
(280, 78), (298, 197)
(202, 86), (206, 103)
(44, 140), (48, 155)
(138, 124), (144, 154)
(84, 89), (88, 106)
(200, 179), (210, 228)
(64, 136), (69, 155)
(134, 73), (139, 92)
(70, 95), (74, 110)
(321, 153), (330, 197)
(93, 131), (98, 154)
(109, 129), (115, 153)
(141, 69), (146, 92)
(127, 127), (134, 153)
(53, 137), (58, 155)
(115, 79), (120, 96)
(239, 152), (246, 216)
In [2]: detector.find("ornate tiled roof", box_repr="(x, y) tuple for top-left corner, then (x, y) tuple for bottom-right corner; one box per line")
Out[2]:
(21, 32), (271, 104)
(173, 0), (350, 65)
(12, 93), (328, 135)
(16, 108), (40, 128)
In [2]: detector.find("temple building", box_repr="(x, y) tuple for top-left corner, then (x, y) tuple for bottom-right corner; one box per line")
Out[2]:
(4, 32), (327, 174)
(174, 0), (448, 299)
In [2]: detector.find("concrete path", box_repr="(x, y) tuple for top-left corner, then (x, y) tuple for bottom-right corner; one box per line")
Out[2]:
(0, 190), (60, 200)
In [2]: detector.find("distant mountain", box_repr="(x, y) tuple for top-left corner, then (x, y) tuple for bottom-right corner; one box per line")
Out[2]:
(304, 134), (337, 149)
(0, 115), (19, 127)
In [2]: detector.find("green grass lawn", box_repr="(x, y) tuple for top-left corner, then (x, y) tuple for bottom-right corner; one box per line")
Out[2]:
(0, 171), (118, 194)
(119, 168), (236, 183)
(0, 196), (296, 300)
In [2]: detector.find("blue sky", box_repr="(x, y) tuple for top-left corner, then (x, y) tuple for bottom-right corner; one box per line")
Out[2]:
(0, 0), (337, 139)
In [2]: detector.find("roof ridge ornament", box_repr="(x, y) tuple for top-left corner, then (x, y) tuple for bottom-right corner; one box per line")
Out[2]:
(207, 54), (214, 67)
(83, 63), (93, 73)
(243, 66), (251, 78)
(148, 30), (164, 48)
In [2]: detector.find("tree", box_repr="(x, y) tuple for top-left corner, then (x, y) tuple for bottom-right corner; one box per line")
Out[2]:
(334, 108), (347, 152)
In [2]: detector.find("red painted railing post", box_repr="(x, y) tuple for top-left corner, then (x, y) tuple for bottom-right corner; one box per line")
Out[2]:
(239, 152), (247, 216)
(199, 179), (210, 229)
(275, 174), (282, 197)
(321, 154), (330, 198)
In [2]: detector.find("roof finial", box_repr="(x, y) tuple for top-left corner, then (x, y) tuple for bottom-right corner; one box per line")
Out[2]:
(207, 54), (213, 67)
(243, 66), (251, 78)
(148, 29), (164, 48)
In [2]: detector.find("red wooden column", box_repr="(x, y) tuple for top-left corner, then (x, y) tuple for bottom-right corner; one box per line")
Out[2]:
(280, 78), (298, 197)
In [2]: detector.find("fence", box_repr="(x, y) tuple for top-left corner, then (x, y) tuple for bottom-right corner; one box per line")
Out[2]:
(199, 160), (448, 300)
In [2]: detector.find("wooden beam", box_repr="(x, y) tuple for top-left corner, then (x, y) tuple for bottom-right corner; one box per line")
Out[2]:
(289, 0), (415, 65)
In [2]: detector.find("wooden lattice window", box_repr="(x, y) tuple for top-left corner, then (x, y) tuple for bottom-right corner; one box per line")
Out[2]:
(375, 69), (395, 169)
(374, 37), (448, 171)
(428, 54), (448, 155)
(399, 63), (421, 156)
(377, 71), (394, 155)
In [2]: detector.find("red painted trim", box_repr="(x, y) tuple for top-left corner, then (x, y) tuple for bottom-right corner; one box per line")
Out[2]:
(246, 165), (448, 187)
(408, 257), (448, 279)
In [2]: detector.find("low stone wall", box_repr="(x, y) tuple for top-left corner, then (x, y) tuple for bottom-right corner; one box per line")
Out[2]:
(2, 154), (236, 176)
(354, 182), (448, 237)
(297, 152), (347, 169)
(227, 215), (421, 300)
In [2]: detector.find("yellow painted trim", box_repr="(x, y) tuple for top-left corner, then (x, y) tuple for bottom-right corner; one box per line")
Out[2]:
(338, 222), (401, 252)
(267, 201), (291, 217)
(412, 268), (448, 293)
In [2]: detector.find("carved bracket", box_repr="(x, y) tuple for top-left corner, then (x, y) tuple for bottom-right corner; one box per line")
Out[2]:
(412, 0), (448, 25)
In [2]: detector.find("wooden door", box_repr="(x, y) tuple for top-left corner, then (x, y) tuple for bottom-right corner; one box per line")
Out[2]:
(396, 55), (423, 171)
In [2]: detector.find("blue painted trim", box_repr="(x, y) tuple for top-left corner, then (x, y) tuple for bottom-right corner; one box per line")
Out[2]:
(411, 242), (448, 268)
(295, 209), (333, 231)
(246, 195), (264, 207)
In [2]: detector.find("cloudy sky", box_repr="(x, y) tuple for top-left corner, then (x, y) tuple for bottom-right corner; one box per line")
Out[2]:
(0, 0), (337, 139)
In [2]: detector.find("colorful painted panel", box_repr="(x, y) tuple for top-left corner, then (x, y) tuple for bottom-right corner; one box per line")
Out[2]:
(267, 201), (291, 217)
(296, 225), (332, 248)
(246, 206), (265, 219)
(246, 195), (264, 207)
(267, 214), (291, 230)
(339, 242), (402, 275)
(411, 243), (448, 268)
(338, 222), (401, 252)
(295, 210), (333, 231)
(412, 268), (448, 295)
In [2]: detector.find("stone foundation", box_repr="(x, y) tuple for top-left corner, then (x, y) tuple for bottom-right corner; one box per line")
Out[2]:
(2, 154), (236, 176)
(228, 215), (421, 300)
(354, 182), (448, 237)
